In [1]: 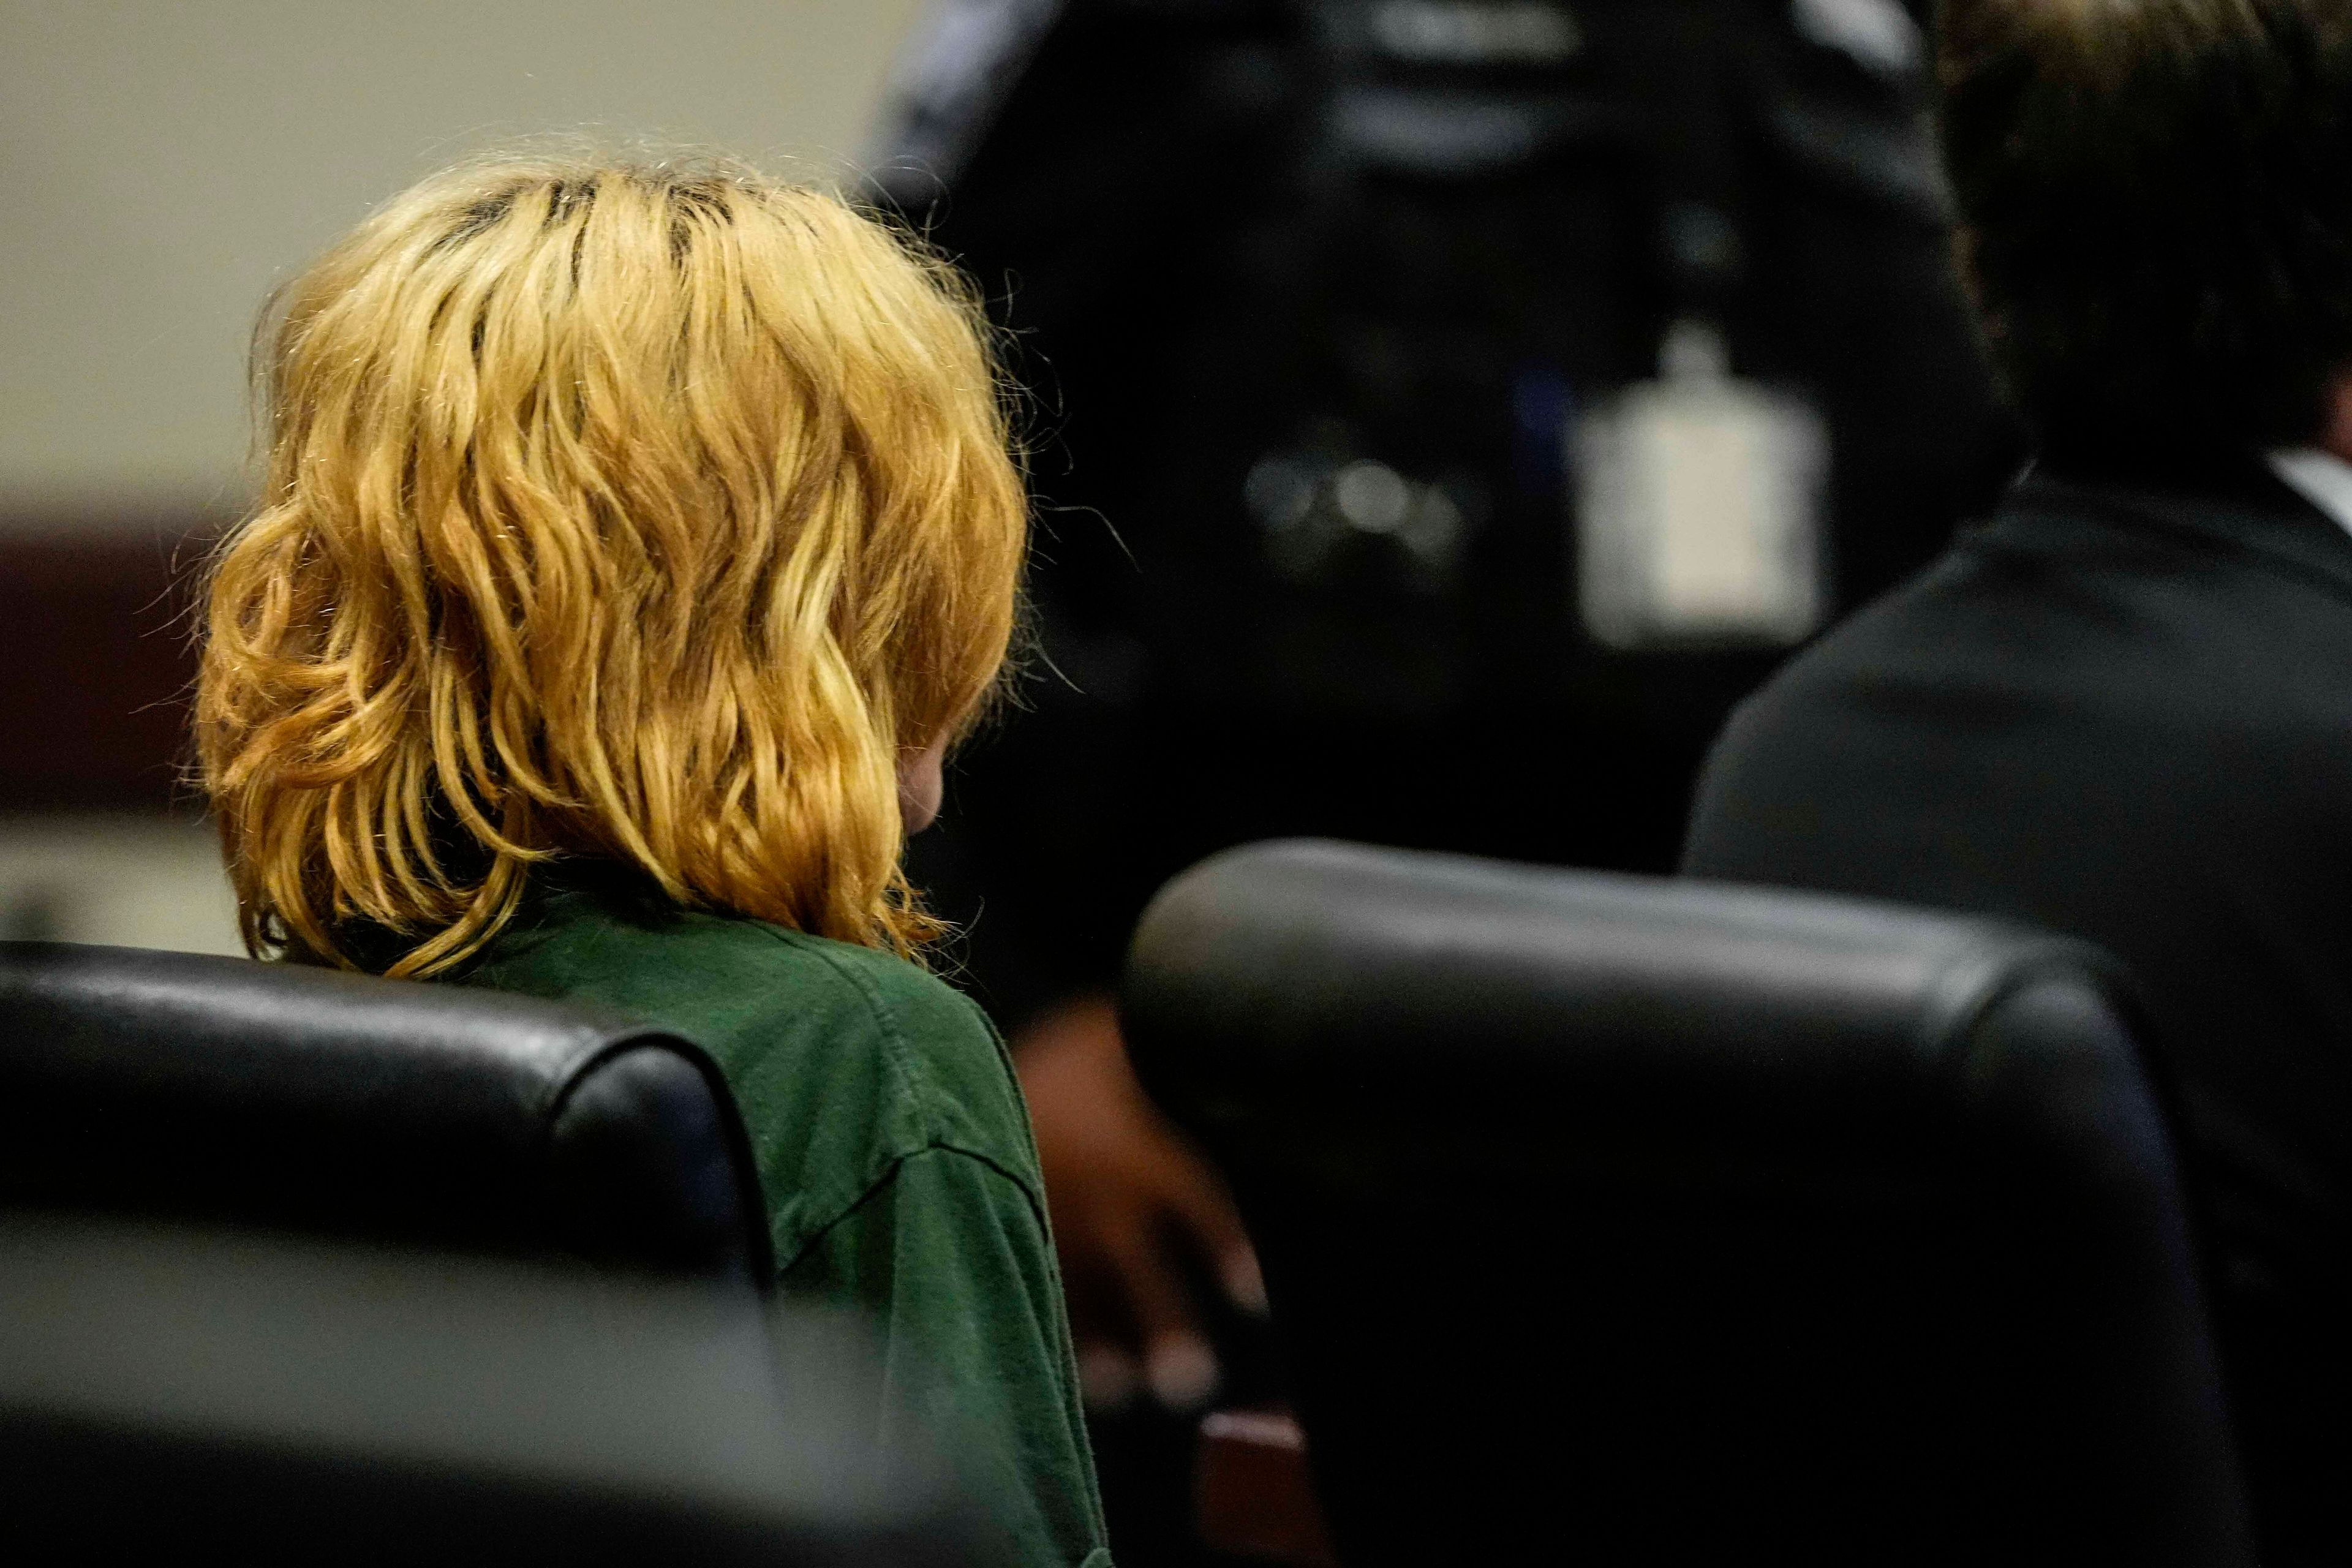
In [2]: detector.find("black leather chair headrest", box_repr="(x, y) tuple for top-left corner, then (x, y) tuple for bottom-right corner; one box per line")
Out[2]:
(1123, 840), (2252, 1566)
(1128, 838), (2128, 1122)
(0, 943), (771, 1286)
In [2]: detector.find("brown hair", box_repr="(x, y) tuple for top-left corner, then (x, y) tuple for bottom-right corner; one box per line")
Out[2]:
(1939, 0), (2352, 452)
(197, 151), (1025, 976)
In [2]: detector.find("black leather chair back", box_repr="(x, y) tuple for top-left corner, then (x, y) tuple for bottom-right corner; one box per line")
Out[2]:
(0, 942), (770, 1287)
(1123, 841), (2252, 1566)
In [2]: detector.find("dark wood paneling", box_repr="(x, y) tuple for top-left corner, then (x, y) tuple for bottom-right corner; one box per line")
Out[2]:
(0, 526), (219, 810)
(1195, 1408), (1336, 1566)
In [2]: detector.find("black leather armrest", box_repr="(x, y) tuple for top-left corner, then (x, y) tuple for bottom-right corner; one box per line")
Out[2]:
(549, 1042), (773, 1281)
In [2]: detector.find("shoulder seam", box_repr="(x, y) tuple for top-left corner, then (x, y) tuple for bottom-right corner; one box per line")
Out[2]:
(748, 922), (943, 1144)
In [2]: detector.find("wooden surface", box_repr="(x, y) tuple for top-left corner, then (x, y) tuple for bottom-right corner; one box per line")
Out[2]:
(0, 527), (211, 809)
(1196, 1408), (1338, 1566)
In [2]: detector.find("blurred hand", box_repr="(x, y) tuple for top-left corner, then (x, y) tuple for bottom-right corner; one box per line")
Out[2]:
(1014, 993), (1266, 1413)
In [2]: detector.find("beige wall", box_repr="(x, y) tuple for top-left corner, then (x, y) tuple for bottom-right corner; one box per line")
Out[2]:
(0, 0), (924, 527)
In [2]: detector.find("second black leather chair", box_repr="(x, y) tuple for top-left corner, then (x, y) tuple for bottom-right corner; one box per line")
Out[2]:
(1123, 841), (2252, 1566)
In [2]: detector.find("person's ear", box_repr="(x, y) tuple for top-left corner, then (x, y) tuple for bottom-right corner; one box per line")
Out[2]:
(1950, 226), (1982, 314)
(1950, 225), (2005, 351)
(2320, 370), (2352, 466)
(898, 737), (948, 835)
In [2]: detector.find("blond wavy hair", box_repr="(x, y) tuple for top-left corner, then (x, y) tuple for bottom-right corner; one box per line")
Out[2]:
(197, 152), (1025, 976)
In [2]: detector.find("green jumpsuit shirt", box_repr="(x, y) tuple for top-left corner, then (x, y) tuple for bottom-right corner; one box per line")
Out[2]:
(444, 864), (1112, 1567)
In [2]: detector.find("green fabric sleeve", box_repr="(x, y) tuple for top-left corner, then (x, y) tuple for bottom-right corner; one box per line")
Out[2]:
(782, 1146), (1112, 1568)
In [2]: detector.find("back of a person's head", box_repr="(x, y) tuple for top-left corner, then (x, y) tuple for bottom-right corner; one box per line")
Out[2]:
(1939, 0), (2352, 457)
(197, 150), (1025, 976)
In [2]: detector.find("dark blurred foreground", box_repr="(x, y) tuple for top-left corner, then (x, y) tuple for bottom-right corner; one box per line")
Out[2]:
(0, 1214), (973, 1564)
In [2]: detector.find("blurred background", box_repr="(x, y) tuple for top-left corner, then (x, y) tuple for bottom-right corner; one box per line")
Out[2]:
(0, 0), (924, 952)
(2, 4), (2019, 1561)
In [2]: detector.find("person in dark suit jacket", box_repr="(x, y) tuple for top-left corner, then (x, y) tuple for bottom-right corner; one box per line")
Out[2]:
(1683, 4), (2352, 1561)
